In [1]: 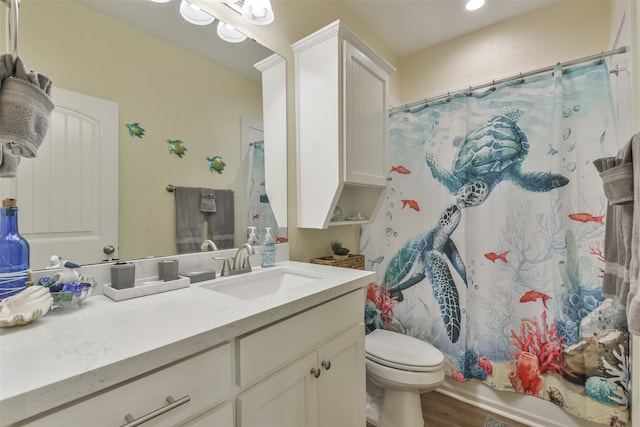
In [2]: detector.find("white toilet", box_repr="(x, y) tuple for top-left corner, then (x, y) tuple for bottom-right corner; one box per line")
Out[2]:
(365, 328), (445, 427)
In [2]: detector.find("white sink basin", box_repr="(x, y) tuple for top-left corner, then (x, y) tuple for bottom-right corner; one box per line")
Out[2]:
(199, 267), (327, 300)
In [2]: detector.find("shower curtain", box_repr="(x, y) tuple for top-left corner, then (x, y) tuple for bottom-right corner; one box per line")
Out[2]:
(246, 142), (278, 243)
(361, 61), (629, 425)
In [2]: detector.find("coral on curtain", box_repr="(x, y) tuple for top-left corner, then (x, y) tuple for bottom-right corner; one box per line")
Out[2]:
(246, 142), (278, 242)
(362, 61), (629, 425)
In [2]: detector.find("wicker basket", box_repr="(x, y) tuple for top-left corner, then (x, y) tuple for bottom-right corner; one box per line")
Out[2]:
(309, 254), (365, 270)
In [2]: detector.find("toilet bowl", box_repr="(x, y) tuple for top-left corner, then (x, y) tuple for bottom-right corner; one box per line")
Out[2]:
(365, 329), (445, 427)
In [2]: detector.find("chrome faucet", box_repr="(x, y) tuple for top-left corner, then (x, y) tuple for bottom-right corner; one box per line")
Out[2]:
(213, 244), (256, 277)
(201, 239), (218, 252)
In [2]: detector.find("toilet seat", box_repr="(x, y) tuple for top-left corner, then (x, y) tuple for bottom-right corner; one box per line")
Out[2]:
(365, 329), (444, 372)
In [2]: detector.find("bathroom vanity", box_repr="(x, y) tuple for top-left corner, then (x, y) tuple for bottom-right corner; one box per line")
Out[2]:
(0, 261), (373, 426)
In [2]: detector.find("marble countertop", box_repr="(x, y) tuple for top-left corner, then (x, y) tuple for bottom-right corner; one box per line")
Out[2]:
(0, 261), (373, 425)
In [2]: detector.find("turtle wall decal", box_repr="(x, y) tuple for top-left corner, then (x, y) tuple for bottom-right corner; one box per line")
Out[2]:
(426, 109), (570, 207)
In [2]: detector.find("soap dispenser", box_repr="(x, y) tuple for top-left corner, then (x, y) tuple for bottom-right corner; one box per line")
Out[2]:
(261, 227), (276, 268)
(247, 227), (258, 247)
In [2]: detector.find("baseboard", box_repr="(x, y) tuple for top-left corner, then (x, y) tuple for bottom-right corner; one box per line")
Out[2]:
(437, 379), (602, 427)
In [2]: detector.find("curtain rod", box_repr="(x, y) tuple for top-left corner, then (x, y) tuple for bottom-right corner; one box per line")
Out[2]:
(391, 46), (629, 113)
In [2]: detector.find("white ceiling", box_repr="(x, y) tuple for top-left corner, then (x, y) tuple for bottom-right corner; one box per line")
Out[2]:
(79, 0), (557, 80)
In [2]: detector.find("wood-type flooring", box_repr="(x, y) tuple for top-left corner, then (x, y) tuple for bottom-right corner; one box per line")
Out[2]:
(366, 391), (531, 427)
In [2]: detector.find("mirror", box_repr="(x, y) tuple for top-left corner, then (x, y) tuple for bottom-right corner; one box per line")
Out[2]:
(0, 0), (286, 268)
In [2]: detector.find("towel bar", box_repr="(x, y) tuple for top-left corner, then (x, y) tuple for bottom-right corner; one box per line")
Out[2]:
(3, 0), (19, 61)
(166, 184), (175, 192)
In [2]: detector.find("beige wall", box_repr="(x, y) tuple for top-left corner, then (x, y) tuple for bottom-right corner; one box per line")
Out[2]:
(4, 1), (623, 263)
(198, 0), (399, 263)
(396, 1), (613, 105)
(10, 1), (263, 260)
(201, 0), (617, 263)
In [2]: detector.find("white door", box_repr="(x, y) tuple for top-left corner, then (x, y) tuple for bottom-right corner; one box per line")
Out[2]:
(0, 88), (118, 268)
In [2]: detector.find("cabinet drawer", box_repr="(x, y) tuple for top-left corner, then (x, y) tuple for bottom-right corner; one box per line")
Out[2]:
(26, 343), (232, 427)
(238, 289), (364, 387)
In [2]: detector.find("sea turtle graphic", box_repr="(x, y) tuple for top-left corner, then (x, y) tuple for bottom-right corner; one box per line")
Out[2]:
(384, 204), (467, 343)
(426, 109), (569, 207)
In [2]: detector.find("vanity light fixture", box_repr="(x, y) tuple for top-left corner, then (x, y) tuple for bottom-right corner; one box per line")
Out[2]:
(217, 21), (248, 43)
(148, 0), (171, 3)
(465, 0), (485, 11)
(179, 0), (215, 25)
(241, 0), (274, 25)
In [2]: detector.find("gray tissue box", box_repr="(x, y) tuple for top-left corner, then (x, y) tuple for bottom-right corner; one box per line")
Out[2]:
(183, 270), (216, 283)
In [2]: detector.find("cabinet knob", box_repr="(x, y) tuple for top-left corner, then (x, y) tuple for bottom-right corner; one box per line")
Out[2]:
(311, 367), (321, 378)
(321, 360), (331, 370)
(103, 245), (116, 255)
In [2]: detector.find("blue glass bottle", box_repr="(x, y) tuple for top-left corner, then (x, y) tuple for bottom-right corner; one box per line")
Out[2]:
(0, 198), (30, 300)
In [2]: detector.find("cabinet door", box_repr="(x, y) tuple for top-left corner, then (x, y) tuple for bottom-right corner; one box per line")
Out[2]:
(317, 323), (366, 427)
(237, 352), (319, 427)
(343, 41), (389, 187)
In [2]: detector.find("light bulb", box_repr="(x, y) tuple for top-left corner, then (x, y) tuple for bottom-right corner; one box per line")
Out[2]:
(217, 21), (247, 43)
(241, 0), (274, 25)
(465, 0), (485, 11)
(179, 0), (215, 25)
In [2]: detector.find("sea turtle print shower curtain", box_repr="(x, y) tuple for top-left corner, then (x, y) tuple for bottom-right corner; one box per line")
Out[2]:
(361, 61), (629, 425)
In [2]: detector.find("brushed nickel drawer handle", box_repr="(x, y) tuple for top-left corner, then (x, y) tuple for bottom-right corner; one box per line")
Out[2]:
(122, 395), (191, 426)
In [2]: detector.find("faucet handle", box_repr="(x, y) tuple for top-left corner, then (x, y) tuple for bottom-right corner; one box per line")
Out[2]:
(212, 257), (230, 275)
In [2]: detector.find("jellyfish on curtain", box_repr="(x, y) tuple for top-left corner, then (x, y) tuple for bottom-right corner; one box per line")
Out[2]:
(245, 141), (278, 243)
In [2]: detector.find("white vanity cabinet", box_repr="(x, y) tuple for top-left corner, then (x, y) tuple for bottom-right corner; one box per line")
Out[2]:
(236, 289), (365, 427)
(3, 262), (372, 427)
(21, 343), (233, 427)
(293, 20), (395, 229)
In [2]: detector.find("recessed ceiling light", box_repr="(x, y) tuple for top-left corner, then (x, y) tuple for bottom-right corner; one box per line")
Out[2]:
(465, 0), (485, 11)
(179, 0), (215, 25)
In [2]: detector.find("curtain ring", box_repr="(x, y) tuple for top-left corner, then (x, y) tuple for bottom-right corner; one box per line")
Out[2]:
(466, 86), (472, 97)
(5, 0), (19, 62)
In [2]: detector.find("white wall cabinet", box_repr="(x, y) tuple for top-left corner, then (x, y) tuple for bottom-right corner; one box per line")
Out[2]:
(293, 20), (395, 229)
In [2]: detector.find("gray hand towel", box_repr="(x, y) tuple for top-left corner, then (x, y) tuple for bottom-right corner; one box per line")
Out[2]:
(625, 134), (640, 335)
(200, 188), (217, 213)
(0, 55), (54, 158)
(593, 145), (634, 304)
(207, 190), (234, 249)
(0, 143), (20, 177)
(174, 186), (204, 254)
